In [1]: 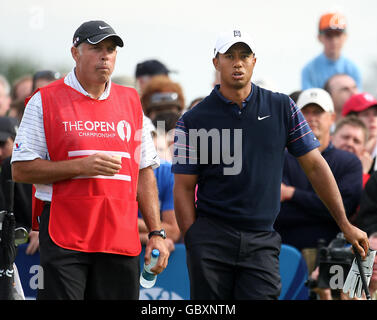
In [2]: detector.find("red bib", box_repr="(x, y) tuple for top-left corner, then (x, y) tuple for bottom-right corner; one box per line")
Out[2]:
(40, 79), (143, 255)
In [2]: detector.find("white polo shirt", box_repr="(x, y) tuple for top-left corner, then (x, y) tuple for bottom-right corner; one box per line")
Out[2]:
(11, 69), (159, 201)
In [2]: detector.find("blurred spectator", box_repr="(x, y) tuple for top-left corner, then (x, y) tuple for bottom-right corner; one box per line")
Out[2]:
(186, 97), (204, 112)
(0, 117), (36, 255)
(135, 59), (171, 94)
(7, 99), (26, 122)
(0, 117), (18, 166)
(152, 111), (180, 161)
(140, 75), (185, 121)
(332, 116), (372, 186)
(357, 172), (377, 237)
(324, 74), (358, 121)
(0, 75), (11, 117)
(342, 92), (377, 174)
(301, 12), (362, 90)
(368, 233), (377, 300)
(0, 116), (18, 213)
(112, 75), (135, 88)
(11, 75), (32, 102)
(32, 70), (61, 91)
(274, 88), (363, 274)
(289, 90), (302, 104)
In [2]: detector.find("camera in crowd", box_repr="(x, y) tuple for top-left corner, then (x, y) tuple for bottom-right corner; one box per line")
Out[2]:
(0, 210), (29, 246)
(306, 233), (354, 290)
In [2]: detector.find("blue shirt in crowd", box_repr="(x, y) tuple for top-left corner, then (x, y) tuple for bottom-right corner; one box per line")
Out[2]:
(172, 83), (320, 232)
(301, 52), (362, 90)
(138, 159), (174, 218)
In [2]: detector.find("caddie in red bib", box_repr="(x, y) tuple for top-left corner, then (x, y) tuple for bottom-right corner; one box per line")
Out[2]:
(11, 20), (170, 300)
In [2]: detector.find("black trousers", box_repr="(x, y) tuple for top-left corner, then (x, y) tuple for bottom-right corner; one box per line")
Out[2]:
(37, 203), (140, 300)
(184, 216), (282, 300)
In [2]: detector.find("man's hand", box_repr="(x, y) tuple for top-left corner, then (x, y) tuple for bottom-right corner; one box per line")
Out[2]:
(25, 231), (39, 255)
(280, 183), (295, 202)
(343, 250), (376, 299)
(144, 236), (170, 275)
(359, 150), (373, 174)
(79, 153), (122, 177)
(0, 211), (16, 270)
(342, 224), (369, 259)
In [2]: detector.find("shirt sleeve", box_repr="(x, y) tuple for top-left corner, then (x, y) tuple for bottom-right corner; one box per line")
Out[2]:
(171, 116), (199, 175)
(286, 97), (320, 157)
(11, 91), (49, 163)
(139, 114), (160, 170)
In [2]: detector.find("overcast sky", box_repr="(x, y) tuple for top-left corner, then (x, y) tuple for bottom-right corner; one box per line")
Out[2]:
(1, 0), (377, 105)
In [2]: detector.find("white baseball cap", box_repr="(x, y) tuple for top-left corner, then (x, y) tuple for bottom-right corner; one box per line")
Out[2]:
(214, 30), (254, 57)
(296, 88), (334, 113)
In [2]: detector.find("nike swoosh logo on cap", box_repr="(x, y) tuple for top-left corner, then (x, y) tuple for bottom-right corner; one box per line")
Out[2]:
(99, 26), (110, 30)
(257, 115), (271, 121)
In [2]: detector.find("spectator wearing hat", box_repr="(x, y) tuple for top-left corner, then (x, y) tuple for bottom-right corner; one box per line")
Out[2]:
(140, 75), (185, 121)
(324, 73), (359, 122)
(135, 59), (171, 95)
(274, 88), (363, 274)
(301, 12), (362, 90)
(342, 92), (377, 174)
(32, 70), (61, 92)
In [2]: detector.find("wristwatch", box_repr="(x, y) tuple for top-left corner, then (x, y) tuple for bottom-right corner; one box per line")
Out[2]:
(148, 229), (167, 239)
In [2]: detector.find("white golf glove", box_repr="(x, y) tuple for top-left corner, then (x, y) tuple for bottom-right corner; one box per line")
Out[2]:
(343, 250), (376, 299)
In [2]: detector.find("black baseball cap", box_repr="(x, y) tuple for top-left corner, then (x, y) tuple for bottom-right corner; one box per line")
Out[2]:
(135, 59), (170, 78)
(0, 117), (18, 142)
(73, 20), (124, 48)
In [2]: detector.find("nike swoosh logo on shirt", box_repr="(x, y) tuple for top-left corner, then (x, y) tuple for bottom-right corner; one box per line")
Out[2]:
(257, 115), (271, 121)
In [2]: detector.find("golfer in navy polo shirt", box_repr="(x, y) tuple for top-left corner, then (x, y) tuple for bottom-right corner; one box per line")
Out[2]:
(172, 30), (369, 300)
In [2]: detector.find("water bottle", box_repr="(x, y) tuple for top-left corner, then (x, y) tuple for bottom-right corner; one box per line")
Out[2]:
(140, 249), (160, 288)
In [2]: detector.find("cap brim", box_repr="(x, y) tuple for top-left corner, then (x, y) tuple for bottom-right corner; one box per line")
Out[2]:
(320, 28), (346, 34)
(215, 41), (253, 56)
(87, 34), (124, 47)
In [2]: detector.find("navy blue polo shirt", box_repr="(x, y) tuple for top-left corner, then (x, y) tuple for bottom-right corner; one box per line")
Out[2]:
(172, 83), (320, 231)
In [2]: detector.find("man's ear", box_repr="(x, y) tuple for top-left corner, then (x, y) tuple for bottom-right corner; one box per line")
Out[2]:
(212, 57), (219, 71)
(71, 46), (79, 63)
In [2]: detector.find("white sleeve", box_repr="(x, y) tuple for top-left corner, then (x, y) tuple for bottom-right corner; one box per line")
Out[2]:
(139, 114), (160, 170)
(11, 91), (49, 163)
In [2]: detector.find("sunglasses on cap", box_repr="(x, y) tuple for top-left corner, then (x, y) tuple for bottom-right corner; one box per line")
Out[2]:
(150, 92), (180, 106)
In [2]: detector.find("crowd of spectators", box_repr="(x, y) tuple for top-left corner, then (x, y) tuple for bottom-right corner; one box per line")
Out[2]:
(0, 10), (377, 300)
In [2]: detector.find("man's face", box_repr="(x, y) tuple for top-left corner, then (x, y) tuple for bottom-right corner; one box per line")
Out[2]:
(331, 124), (365, 157)
(318, 30), (347, 60)
(72, 38), (117, 85)
(0, 137), (14, 163)
(357, 106), (377, 139)
(301, 104), (334, 140)
(213, 42), (256, 90)
(328, 75), (358, 115)
(0, 83), (11, 117)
